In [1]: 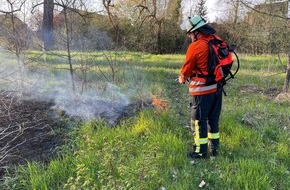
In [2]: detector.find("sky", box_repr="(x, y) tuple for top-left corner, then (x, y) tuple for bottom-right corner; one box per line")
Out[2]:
(205, 0), (219, 21)
(182, 0), (222, 22)
(202, 0), (272, 22)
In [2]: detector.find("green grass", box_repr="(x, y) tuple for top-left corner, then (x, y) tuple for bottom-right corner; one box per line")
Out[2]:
(0, 53), (290, 189)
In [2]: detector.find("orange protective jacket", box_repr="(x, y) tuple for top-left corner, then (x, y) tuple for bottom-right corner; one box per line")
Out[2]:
(180, 34), (221, 96)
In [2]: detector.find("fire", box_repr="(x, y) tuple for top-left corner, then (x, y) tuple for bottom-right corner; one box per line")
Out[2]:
(151, 95), (168, 111)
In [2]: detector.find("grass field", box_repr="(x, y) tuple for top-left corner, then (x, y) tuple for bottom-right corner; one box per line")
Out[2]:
(0, 52), (289, 190)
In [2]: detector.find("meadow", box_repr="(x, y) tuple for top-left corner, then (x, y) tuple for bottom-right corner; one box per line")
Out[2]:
(0, 52), (289, 190)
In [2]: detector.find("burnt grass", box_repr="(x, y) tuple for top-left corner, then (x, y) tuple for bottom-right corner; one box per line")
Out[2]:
(0, 91), (150, 179)
(0, 92), (64, 179)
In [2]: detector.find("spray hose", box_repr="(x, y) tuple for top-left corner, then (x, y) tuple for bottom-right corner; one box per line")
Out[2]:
(225, 50), (240, 82)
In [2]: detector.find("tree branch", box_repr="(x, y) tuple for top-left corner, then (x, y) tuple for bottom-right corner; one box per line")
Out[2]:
(240, 0), (290, 20)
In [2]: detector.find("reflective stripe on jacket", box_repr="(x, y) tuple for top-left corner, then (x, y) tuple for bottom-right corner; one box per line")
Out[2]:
(189, 78), (217, 95)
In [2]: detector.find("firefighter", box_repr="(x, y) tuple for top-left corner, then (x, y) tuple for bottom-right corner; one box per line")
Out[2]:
(178, 16), (222, 158)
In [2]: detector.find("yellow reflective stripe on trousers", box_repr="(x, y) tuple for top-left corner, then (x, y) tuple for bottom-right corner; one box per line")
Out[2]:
(194, 138), (208, 145)
(194, 120), (200, 153)
(194, 120), (200, 139)
(194, 137), (208, 153)
(194, 120), (208, 153)
(208, 132), (220, 139)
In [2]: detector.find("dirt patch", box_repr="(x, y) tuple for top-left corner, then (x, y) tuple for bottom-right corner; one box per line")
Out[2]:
(0, 92), (64, 179)
(240, 85), (281, 99)
(275, 93), (290, 102)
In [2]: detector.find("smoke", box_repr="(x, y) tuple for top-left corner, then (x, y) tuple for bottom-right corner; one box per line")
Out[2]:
(0, 53), (142, 126)
(50, 83), (132, 125)
(39, 82), (131, 125)
(27, 73), (134, 125)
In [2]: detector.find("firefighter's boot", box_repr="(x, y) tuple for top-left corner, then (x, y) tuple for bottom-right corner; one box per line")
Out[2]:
(208, 132), (220, 157)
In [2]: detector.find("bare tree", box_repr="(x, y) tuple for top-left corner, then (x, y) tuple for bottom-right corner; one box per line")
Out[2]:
(233, 0), (240, 25)
(30, 0), (54, 51)
(282, 3), (290, 93)
(240, 0), (290, 93)
(42, 0), (54, 50)
(53, 0), (80, 93)
(195, 0), (207, 19)
(0, 0), (30, 89)
(102, 0), (121, 46)
(0, 0), (59, 162)
(283, 52), (290, 92)
(133, 0), (182, 53)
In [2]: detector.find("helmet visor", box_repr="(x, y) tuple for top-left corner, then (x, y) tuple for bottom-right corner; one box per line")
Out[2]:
(180, 18), (188, 31)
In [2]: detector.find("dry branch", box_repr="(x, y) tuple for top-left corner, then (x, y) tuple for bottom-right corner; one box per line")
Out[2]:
(0, 92), (62, 178)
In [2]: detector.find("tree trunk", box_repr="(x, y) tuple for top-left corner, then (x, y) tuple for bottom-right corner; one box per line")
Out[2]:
(102, 0), (120, 46)
(42, 0), (54, 50)
(157, 20), (162, 54)
(282, 0), (290, 93)
(233, 0), (240, 25)
(8, 3), (25, 89)
(282, 52), (290, 93)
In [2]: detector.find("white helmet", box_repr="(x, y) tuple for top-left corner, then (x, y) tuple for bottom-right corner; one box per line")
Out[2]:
(180, 16), (207, 33)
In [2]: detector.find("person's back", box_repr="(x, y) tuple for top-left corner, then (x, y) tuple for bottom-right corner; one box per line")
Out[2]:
(181, 34), (224, 96)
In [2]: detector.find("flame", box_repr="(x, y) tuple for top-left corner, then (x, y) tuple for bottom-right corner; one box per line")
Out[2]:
(151, 95), (168, 111)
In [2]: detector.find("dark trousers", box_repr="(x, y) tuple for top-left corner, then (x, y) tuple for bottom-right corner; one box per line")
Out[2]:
(191, 86), (223, 154)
